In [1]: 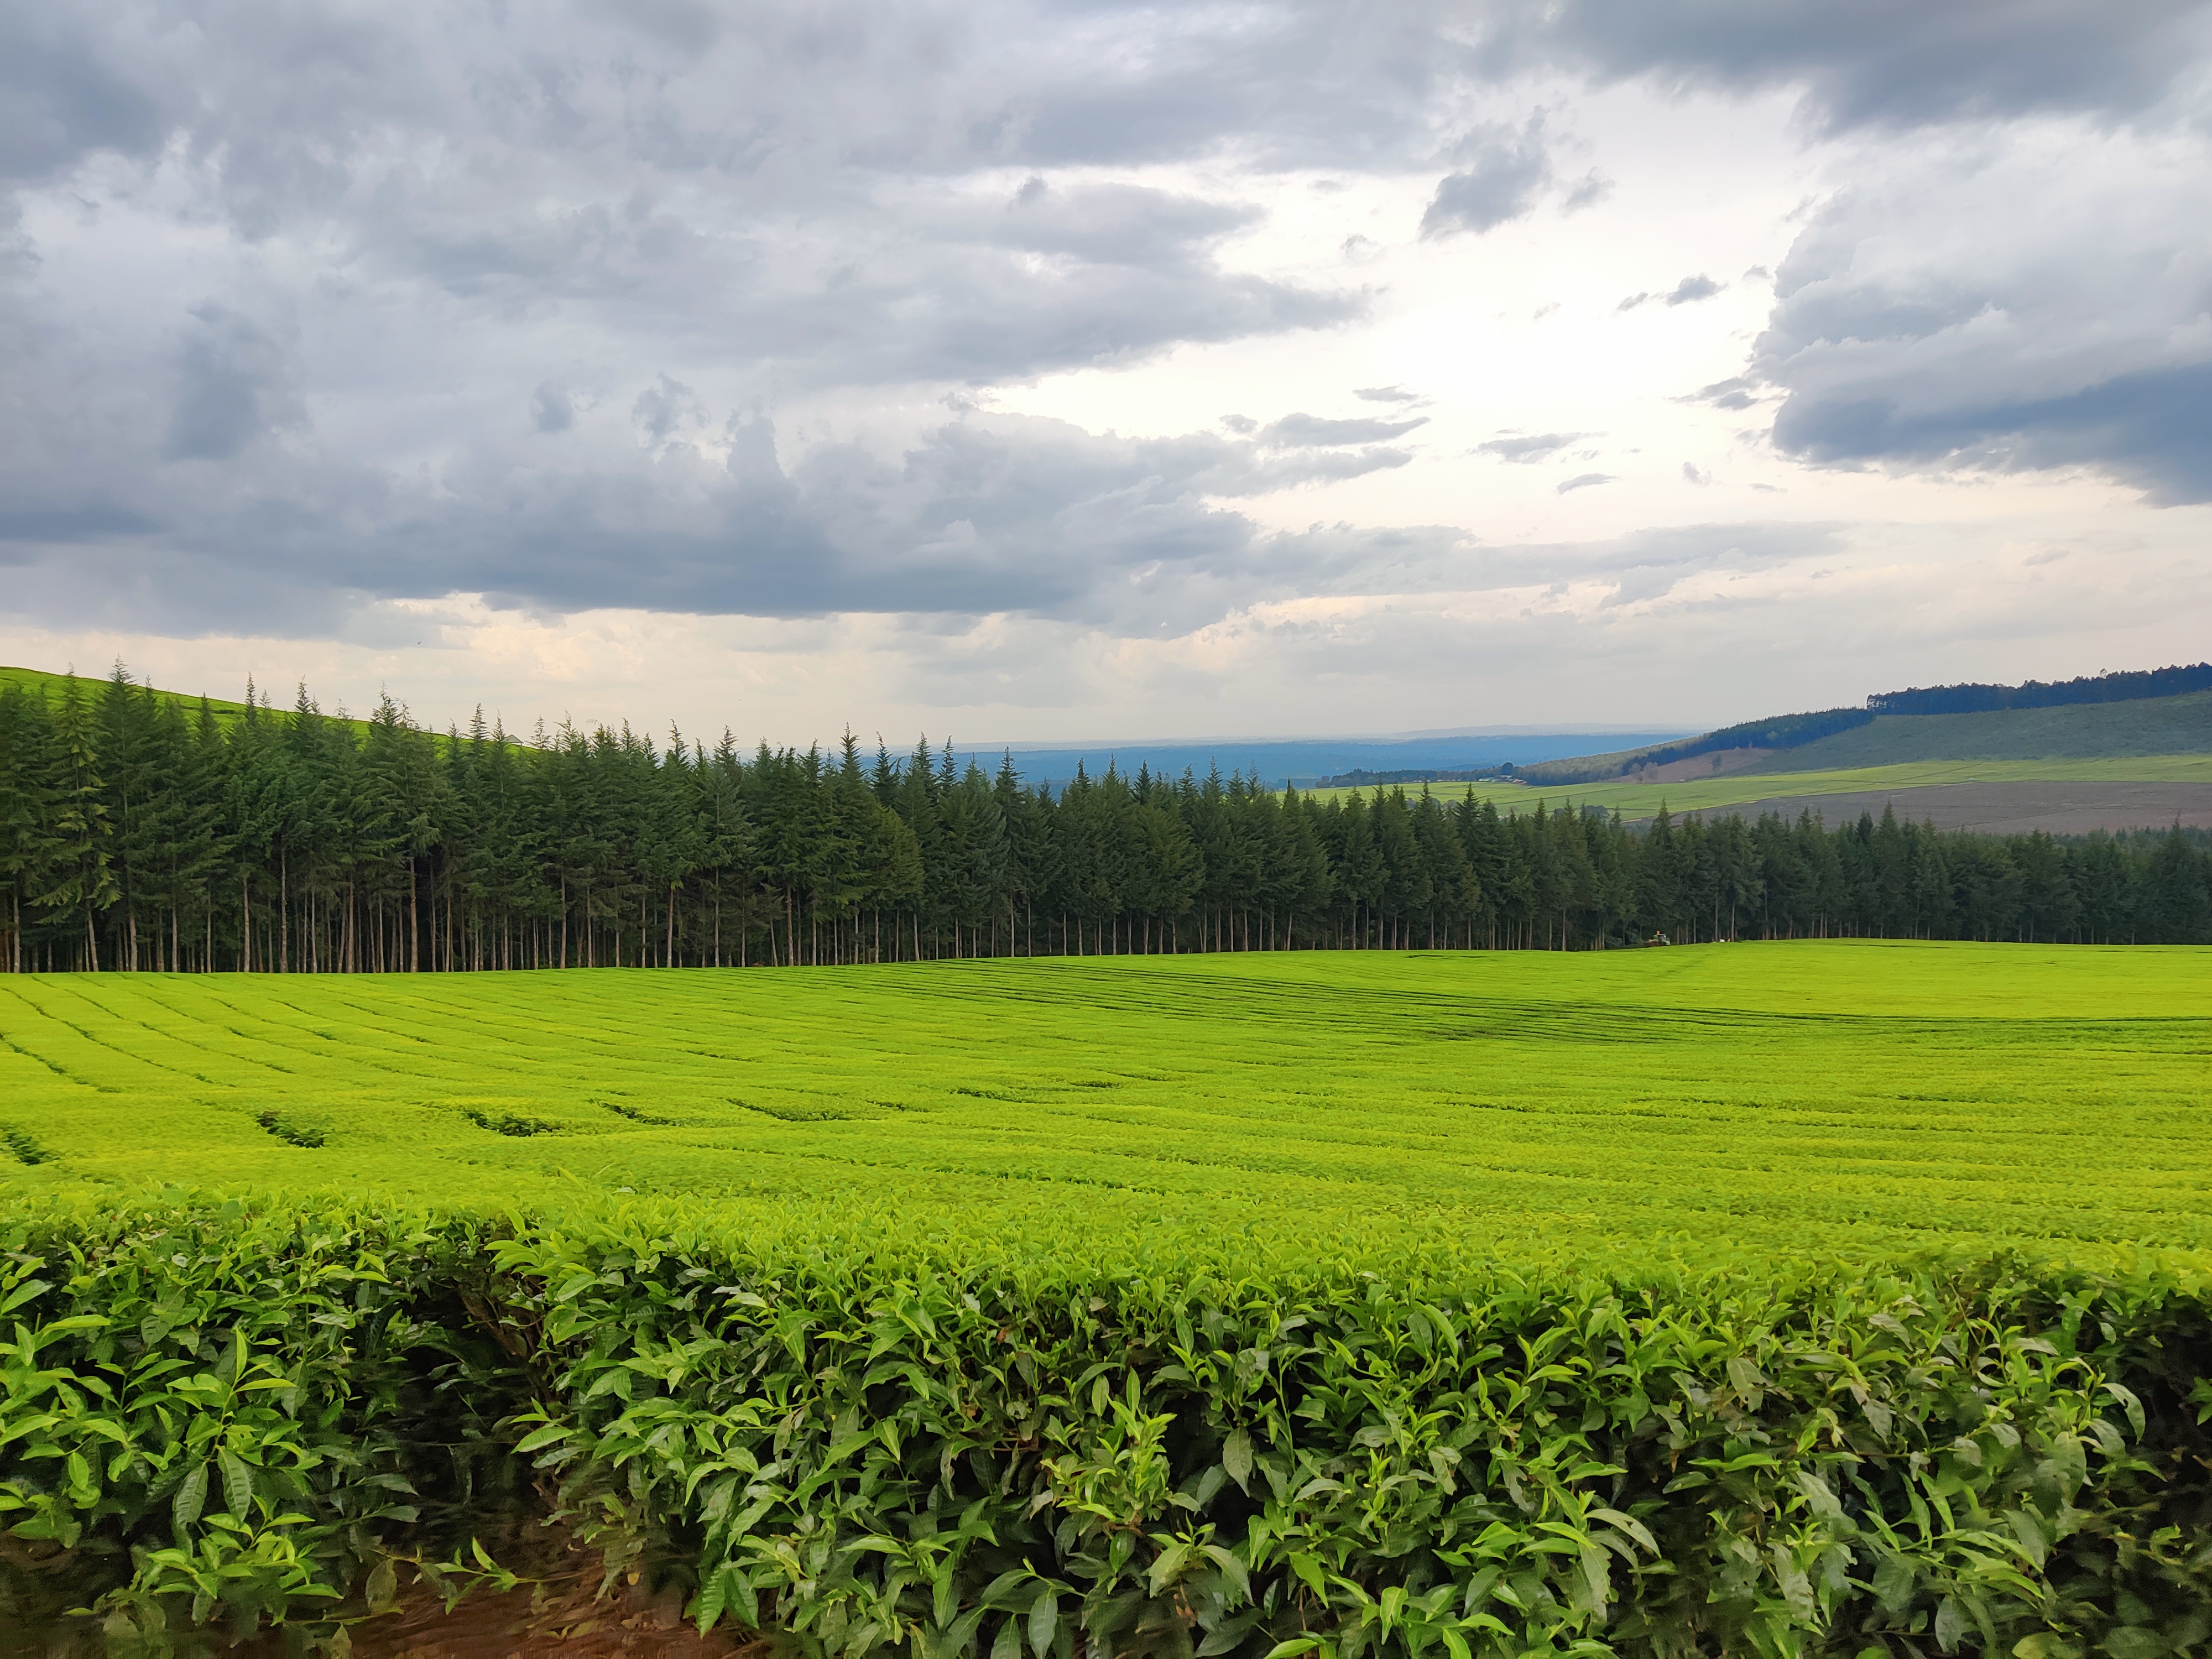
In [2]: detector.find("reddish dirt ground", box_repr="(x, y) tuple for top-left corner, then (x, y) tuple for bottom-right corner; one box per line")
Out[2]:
(337, 1574), (756, 1659)
(2, 1582), (753, 1659)
(1, 1532), (756, 1659)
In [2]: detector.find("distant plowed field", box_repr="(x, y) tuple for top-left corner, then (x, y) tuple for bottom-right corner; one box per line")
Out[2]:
(1699, 779), (2212, 834)
(6, 943), (2209, 1262)
(1305, 754), (2212, 826)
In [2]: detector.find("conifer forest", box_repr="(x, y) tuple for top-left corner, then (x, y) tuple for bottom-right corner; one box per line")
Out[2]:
(4, 666), (2207, 975)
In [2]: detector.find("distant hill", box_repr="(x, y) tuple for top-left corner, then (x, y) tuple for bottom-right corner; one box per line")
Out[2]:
(1513, 664), (2212, 786)
(1867, 661), (2212, 715)
(1749, 689), (2212, 773)
(1513, 707), (1873, 786)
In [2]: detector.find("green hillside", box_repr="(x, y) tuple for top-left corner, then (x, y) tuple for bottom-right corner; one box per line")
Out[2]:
(1303, 752), (2212, 814)
(1, 662), (495, 748)
(1749, 688), (2212, 773)
(0, 663), (260, 723)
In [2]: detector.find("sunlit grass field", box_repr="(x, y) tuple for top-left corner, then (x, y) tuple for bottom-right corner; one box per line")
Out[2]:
(3, 942), (2208, 1271)
(1303, 755), (2212, 815)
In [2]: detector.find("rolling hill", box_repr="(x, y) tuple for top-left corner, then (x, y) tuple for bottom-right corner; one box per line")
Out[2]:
(1745, 688), (2212, 771)
(0, 664), (497, 749)
(1321, 675), (2212, 834)
(0, 663), (262, 722)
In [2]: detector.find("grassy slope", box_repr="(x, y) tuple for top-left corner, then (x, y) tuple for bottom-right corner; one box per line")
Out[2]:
(1, 664), (261, 723)
(4, 943), (2209, 1272)
(1, 662), (508, 748)
(1749, 689), (2212, 773)
(1302, 753), (2212, 815)
(1411, 692), (2212, 809)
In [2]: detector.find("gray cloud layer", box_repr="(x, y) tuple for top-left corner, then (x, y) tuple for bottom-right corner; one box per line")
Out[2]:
(1752, 139), (2212, 502)
(0, 398), (1432, 636)
(2, 0), (2209, 639)
(1486, 0), (2212, 130)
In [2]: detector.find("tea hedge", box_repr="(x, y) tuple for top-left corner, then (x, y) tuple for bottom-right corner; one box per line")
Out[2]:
(4, 1196), (2210, 1658)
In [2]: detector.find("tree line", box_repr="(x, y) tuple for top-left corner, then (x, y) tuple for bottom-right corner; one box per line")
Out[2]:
(1519, 705), (1876, 786)
(2, 666), (2208, 974)
(1866, 661), (2212, 716)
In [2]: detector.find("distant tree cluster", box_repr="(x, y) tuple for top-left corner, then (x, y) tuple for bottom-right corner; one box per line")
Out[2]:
(2, 667), (2207, 973)
(1866, 662), (2212, 716)
(1527, 662), (2212, 787)
(1313, 768), (1509, 789)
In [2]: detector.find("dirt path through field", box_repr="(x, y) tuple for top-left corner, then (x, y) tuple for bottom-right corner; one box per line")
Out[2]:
(334, 1576), (753, 1659)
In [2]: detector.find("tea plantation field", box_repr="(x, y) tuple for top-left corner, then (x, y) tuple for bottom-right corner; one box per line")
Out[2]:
(3, 942), (2210, 1264)
(5, 945), (2212, 1655)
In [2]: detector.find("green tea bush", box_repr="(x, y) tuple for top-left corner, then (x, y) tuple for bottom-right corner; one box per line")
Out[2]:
(6, 1195), (2208, 1657)
(0, 1201), (519, 1645)
(494, 1224), (2212, 1659)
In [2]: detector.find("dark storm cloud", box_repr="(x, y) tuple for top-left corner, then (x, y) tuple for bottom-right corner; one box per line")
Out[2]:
(0, 392), (1426, 635)
(365, 170), (1359, 391)
(756, 179), (1361, 386)
(0, 505), (159, 544)
(163, 306), (301, 462)
(531, 383), (575, 434)
(1770, 359), (2212, 506)
(1485, 0), (2211, 129)
(0, 6), (174, 184)
(1748, 151), (2212, 502)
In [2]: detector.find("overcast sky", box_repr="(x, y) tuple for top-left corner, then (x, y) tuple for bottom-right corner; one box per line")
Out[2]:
(4, 1), (2211, 744)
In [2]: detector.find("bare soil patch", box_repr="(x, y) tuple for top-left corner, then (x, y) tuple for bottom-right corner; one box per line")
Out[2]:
(1, 1527), (754, 1659)
(333, 1572), (754, 1659)
(1621, 747), (1773, 784)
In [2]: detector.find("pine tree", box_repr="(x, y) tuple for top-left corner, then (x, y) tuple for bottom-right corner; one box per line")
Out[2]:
(0, 684), (61, 972)
(39, 675), (119, 969)
(5, 658), (2206, 972)
(2138, 826), (2210, 944)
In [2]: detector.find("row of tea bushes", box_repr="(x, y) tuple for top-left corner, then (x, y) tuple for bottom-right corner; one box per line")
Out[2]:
(3, 1196), (2209, 1656)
